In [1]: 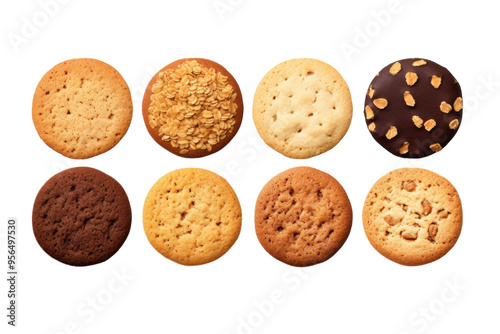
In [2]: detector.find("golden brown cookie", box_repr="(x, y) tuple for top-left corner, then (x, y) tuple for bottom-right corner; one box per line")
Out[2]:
(32, 58), (133, 159)
(143, 168), (242, 265)
(255, 167), (352, 266)
(363, 168), (462, 266)
(253, 58), (352, 159)
(142, 58), (244, 158)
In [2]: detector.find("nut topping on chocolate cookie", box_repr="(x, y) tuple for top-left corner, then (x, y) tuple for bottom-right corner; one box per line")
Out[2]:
(431, 75), (442, 89)
(373, 98), (388, 109)
(364, 58), (463, 158)
(389, 62), (401, 75)
(365, 106), (374, 120)
(412, 60), (427, 66)
(405, 72), (418, 86)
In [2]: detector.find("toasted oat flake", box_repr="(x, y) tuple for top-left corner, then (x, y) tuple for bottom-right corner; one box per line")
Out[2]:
(412, 60), (427, 66)
(386, 126), (398, 140)
(368, 85), (375, 99)
(365, 105), (374, 120)
(449, 119), (460, 130)
(373, 98), (388, 109)
(431, 75), (442, 89)
(412, 115), (423, 128)
(405, 72), (418, 86)
(399, 142), (409, 154)
(424, 119), (436, 131)
(389, 62), (402, 75)
(430, 143), (442, 152)
(404, 91), (415, 107)
(148, 60), (238, 153)
(454, 97), (463, 111)
(440, 101), (452, 113)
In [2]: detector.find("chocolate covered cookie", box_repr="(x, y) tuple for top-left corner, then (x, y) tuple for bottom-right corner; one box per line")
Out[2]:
(255, 167), (352, 266)
(364, 58), (462, 158)
(363, 168), (462, 266)
(32, 167), (132, 266)
(142, 58), (243, 158)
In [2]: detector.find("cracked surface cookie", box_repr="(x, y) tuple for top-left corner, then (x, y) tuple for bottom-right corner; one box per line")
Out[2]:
(143, 168), (242, 265)
(33, 58), (133, 159)
(364, 58), (462, 158)
(253, 58), (352, 159)
(142, 58), (243, 158)
(363, 168), (462, 266)
(255, 167), (352, 266)
(32, 167), (132, 266)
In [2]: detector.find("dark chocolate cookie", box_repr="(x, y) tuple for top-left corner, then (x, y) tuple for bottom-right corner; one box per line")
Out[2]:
(364, 58), (462, 158)
(32, 167), (131, 266)
(255, 167), (352, 267)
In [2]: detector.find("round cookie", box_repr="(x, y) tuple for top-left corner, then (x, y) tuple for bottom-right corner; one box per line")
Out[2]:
(143, 168), (242, 265)
(363, 168), (462, 266)
(142, 58), (244, 158)
(255, 167), (352, 266)
(32, 167), (132, 266)
(32, 58), (133, 159)
(253, 58), (353, 159)
(364, 58), (462, 158)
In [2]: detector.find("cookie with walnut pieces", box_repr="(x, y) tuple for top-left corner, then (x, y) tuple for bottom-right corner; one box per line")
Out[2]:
(363, 168), (462, 266)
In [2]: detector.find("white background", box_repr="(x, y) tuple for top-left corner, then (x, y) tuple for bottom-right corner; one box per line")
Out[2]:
(1, 0), (499, 333)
